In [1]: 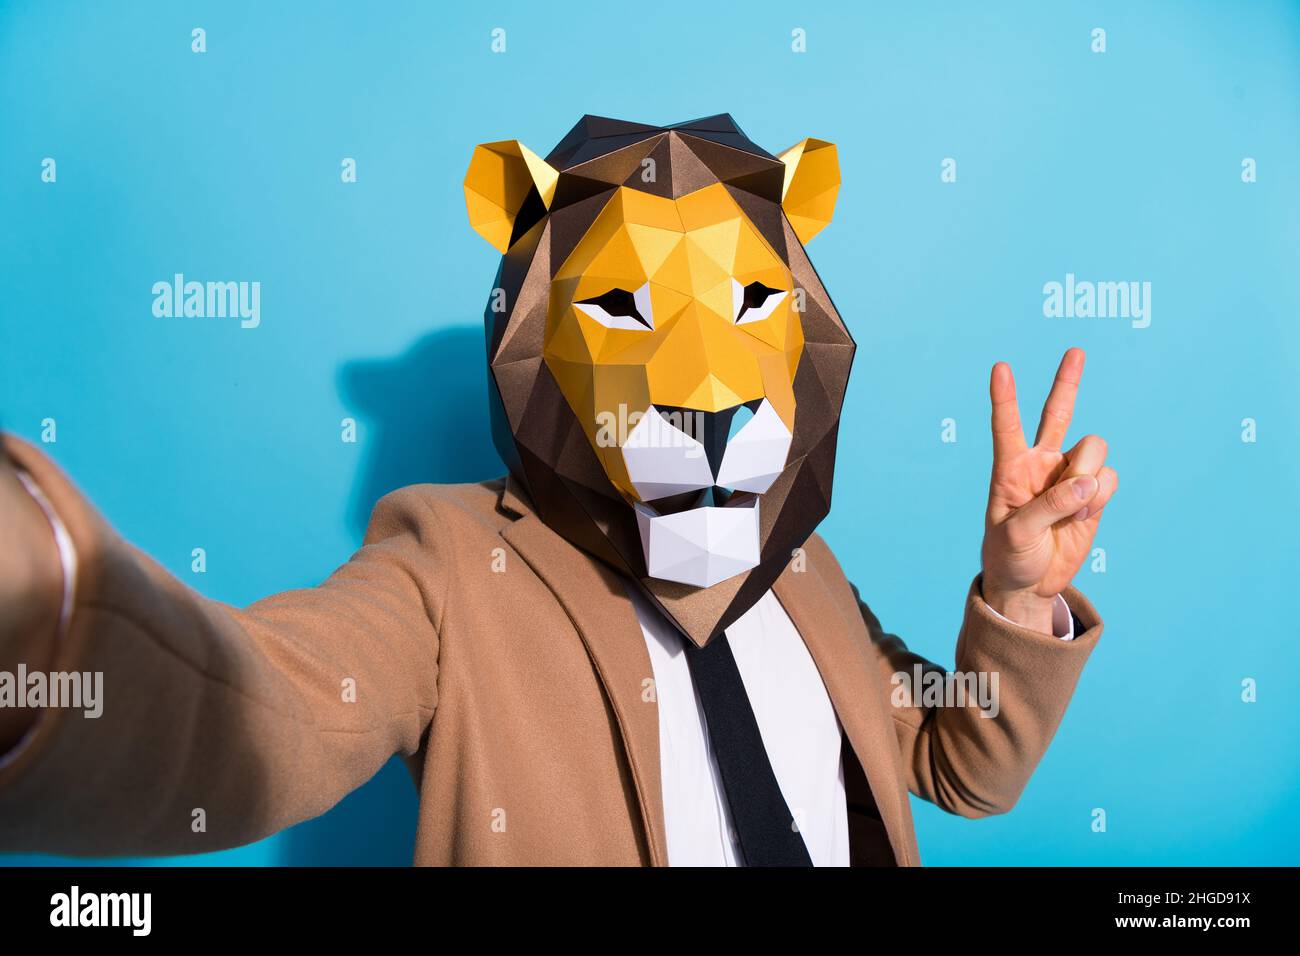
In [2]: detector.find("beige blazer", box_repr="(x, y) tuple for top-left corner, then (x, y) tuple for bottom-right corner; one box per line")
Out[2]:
(0, 435), (1102, 865)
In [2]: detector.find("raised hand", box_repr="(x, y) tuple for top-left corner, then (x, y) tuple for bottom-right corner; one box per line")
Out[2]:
(980, 348), (1118, 634)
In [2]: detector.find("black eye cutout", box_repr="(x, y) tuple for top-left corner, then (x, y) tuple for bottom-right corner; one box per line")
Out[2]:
(735, 281), (783, 323)
(576, 288), (651, 329)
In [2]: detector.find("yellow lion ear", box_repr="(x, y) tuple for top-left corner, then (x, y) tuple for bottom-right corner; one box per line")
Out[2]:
(463, 141), (559, 253)
(777, 138), (840, 244)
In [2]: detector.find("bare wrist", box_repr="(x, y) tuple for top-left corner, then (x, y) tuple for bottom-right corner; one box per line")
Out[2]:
(981, 584), (1057, 635)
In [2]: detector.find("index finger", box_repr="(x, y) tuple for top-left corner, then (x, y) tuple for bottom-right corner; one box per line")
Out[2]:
(989, 361), (1027, 462)
(1034, 348), (1085, 451)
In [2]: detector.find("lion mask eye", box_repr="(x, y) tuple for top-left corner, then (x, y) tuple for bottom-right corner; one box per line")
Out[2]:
(575, 283), (654, 330)
(731, 278), (788, 325)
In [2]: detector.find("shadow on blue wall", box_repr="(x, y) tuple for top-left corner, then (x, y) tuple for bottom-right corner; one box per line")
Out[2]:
(278, 324), (503, 865)
(338, 325), (503, 538)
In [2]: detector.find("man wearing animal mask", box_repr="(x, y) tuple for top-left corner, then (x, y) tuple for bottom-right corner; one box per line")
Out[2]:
(0, 116), (1116, 866)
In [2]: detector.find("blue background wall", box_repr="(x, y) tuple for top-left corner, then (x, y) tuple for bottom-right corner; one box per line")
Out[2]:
(1, 0), (1296, 865)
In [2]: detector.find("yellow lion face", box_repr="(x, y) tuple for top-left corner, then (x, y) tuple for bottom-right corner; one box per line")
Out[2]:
(544, 182), (803, 502)
(463, 116), (849, 603)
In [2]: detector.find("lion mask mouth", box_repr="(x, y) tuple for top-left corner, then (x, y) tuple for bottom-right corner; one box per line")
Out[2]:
(622, 397), (790, 587)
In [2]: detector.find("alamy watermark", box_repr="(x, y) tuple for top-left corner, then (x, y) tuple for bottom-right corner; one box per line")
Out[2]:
(152, 273), (261, 329)
(890, 665), (1000, 719)
(1043, 272), (1150, 329)
(0, 666), (103, 719)
(50, 886), (150, 936)
(595, 404), (706, 456)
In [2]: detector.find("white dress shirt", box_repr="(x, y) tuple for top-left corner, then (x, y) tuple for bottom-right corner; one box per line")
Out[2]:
(627, 580), (1075, 867)
(628, 585), (850, 865)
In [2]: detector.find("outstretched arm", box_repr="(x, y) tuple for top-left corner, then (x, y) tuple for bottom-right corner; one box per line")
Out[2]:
(0, 434), (442, 857)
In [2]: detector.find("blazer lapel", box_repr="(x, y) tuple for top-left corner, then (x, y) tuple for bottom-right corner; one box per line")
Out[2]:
(500, 504), (670, 866)
(772, 559), (917, 866)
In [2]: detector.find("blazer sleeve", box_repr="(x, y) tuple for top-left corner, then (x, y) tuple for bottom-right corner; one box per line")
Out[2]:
(0, 434), (442, 857)
(855, 575), (1102, 818)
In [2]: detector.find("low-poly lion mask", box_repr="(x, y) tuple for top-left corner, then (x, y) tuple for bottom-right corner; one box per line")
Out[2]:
(464, 114), (854, 645)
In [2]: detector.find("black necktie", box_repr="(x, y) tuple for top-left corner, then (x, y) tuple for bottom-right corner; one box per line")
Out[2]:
(682, 631), (814, 867)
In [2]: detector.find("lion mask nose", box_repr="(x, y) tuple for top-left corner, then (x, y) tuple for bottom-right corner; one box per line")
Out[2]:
(651, 403), (754, 481)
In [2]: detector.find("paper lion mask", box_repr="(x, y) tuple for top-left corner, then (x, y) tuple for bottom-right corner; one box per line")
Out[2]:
(464, 114), (853, 644)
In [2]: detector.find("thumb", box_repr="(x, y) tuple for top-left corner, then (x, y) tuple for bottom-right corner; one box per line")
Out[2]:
(1008, 474), (1098, 538)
